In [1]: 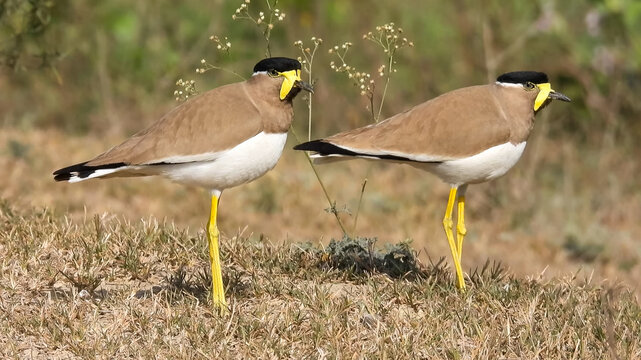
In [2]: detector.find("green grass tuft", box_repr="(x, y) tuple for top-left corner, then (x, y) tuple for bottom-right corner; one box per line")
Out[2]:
(321, 236), (419, 278)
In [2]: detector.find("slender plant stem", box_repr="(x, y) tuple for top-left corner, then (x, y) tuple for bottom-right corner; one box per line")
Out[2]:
(206, 65), (246, 81)
(296, 40), (319, 140)
(375, 54), (394, 122)
(291, 128), (348, 235)
(306, 49), (316, 141)
(263, 0), (278, 57)
(352, 178), (368, 235)
(294, 40), (346, 233)
(307, 92), (313, 141)
(369, 94), (376, 123)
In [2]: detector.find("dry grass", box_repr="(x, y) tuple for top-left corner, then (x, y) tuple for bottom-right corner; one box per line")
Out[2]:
(2, 124), (640, 296)
(0, 202), (639, 359)
(1, 112), (640, 359)
(3, 1), (640, 357)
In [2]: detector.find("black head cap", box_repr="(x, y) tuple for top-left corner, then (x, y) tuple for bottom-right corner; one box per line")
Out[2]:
(253, 57), (301, 73)
(496, 71), (549, 85)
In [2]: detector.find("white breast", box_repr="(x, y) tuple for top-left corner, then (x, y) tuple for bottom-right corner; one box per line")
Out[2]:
(156, 131), (288, 191)
(416, 141), (527, 186)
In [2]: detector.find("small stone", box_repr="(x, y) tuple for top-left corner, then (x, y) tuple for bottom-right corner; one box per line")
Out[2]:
(78, 289), (91, 299)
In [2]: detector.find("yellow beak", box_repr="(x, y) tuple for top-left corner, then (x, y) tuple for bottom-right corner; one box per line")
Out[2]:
(534, 83), (552, 111)
(279, 69), (301, 100)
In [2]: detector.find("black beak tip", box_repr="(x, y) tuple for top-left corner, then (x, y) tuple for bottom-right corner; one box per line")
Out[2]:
(295, 80), (314, 94)
(552, 92), (572, 102)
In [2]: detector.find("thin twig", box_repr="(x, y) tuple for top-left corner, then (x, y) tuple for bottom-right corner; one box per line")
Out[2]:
(204, 65), (246, 81)
(291, 128), (348, 235)
(263, 0), (278, 57)
(305, 44), (318, 141)
(375, 54), (394, 122)
(352, 178), (368, 235)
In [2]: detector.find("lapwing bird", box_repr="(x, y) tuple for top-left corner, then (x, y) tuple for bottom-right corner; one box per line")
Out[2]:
(54, 57), (313, 309)
(294, 71), (570, 290)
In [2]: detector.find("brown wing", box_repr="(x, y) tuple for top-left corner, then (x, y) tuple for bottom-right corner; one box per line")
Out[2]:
(85, 81), (263, 166)
(325, 85), (512, 161)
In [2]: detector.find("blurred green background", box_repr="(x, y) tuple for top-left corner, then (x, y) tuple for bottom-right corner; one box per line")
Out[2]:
(3, 0), (641, 142)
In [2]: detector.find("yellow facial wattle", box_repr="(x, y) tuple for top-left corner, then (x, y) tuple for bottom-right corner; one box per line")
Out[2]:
(534, 82), (552, 111)
(279, 69), (301, 100)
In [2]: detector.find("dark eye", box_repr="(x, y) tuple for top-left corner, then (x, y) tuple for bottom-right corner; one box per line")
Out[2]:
(525, 82), (536, 90)
(268, 69), (279, 77)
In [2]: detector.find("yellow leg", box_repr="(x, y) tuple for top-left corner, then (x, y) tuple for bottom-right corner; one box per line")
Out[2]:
(207, 193), (227, 312)
(456, 195), (467, 262)
(443, 187), (466, 290)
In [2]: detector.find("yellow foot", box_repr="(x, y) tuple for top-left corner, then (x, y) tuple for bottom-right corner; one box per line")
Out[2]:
(212, 291), (228, 314)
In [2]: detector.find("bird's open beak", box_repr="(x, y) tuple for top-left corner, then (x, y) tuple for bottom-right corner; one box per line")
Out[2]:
(548, 91), (571, 102)
(294, 79), (314, 94)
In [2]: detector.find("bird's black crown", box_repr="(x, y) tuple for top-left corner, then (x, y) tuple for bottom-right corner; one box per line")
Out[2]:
(496, 71), (548, 85)
(253, 57), (301, 73)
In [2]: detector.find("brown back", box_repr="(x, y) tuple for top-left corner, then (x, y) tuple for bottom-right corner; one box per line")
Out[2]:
(86, 74), (294, 166)
(327, 83), (538, 160)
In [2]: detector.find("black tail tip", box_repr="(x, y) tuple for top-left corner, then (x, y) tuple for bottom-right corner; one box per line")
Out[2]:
(53, 173), (72, 182)
(293, 139), (326, 151)
(53, 165), (78, 182)
(293, 140), (360, 158)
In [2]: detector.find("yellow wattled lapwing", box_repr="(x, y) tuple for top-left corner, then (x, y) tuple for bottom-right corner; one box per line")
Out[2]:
(54, 57), (313, 310)
(294, 71), (570, 290)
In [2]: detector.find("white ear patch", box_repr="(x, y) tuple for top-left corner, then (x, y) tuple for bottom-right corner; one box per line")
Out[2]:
(495, 82), (525, 88)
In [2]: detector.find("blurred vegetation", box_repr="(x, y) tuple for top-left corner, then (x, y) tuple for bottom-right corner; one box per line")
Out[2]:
(0, 0), (58, 69)
(1, 0), (640, 147)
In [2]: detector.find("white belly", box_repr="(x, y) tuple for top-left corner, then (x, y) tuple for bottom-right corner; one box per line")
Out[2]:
(157, 131), (288, 191)
(416, 141), (527, 186)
